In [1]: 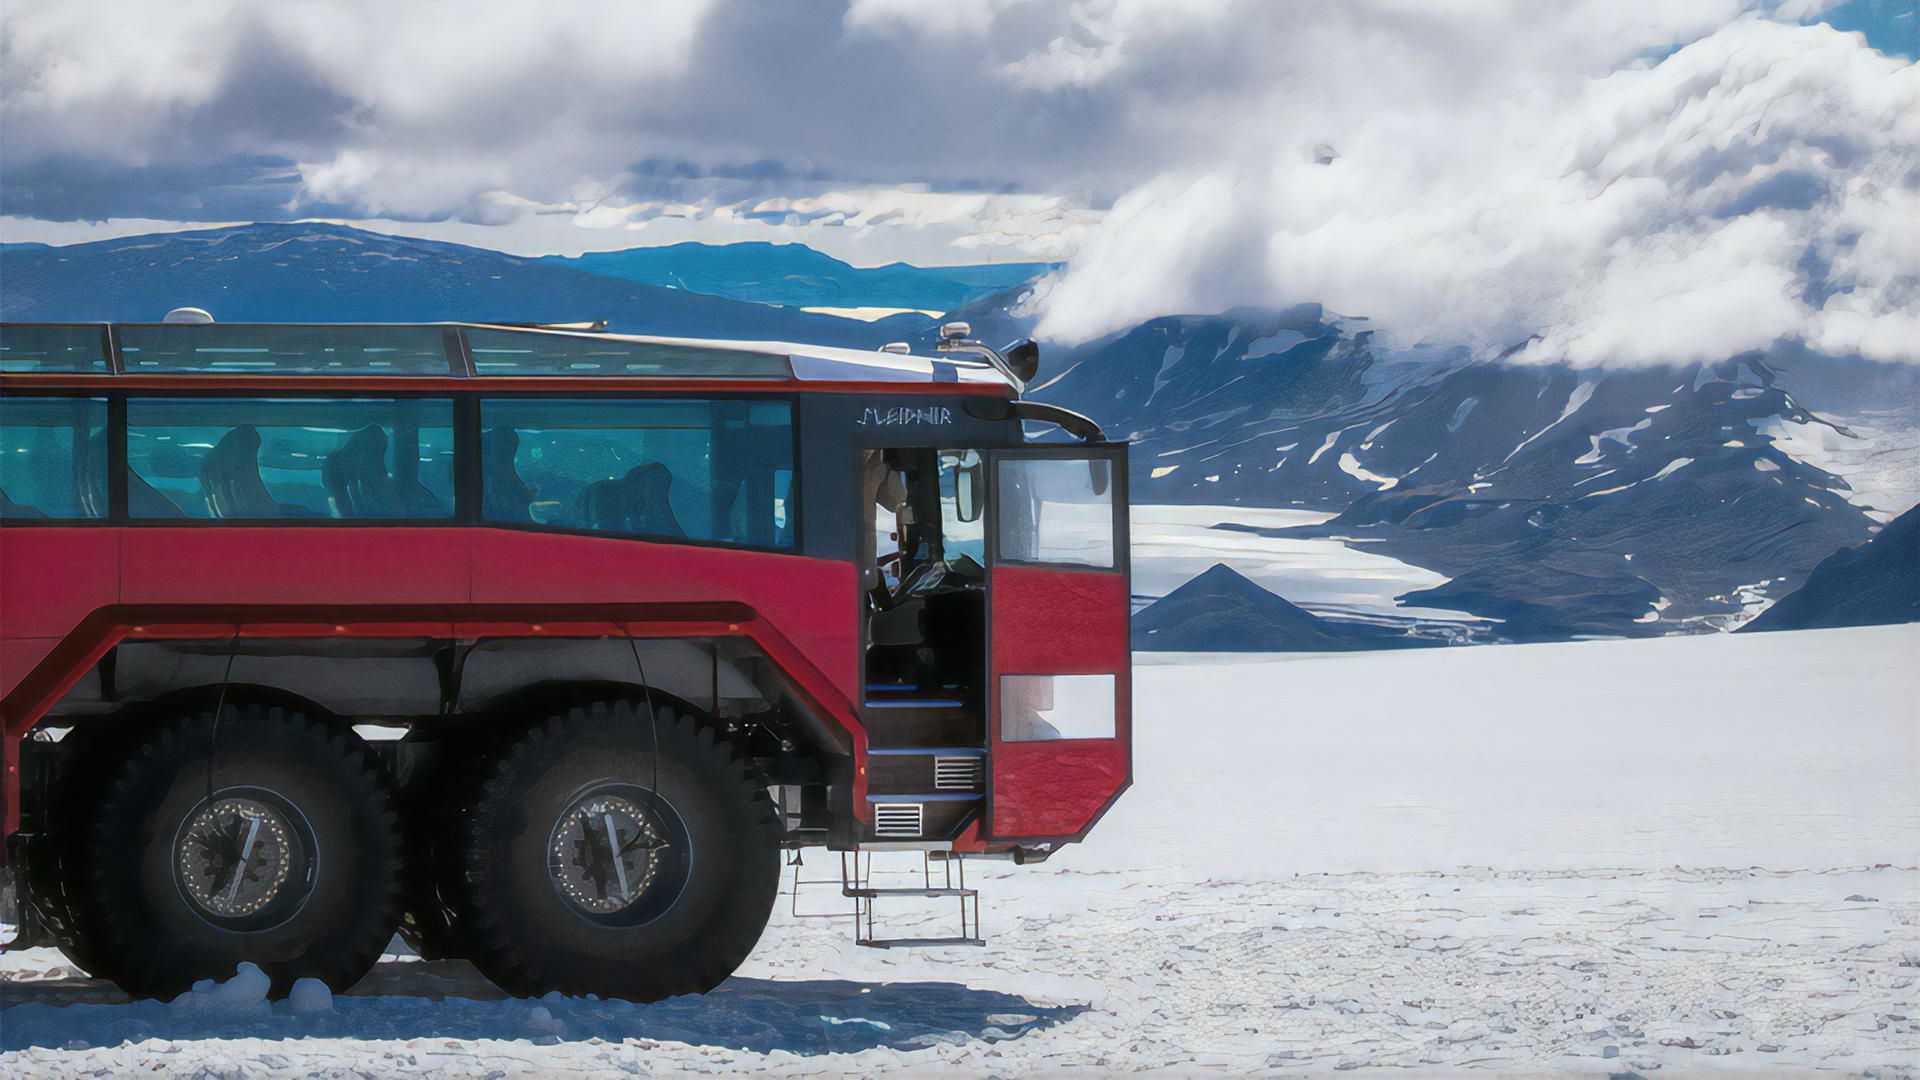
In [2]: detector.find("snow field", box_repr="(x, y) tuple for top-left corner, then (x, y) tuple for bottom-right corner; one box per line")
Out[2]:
(4, 624), (1917, 1073)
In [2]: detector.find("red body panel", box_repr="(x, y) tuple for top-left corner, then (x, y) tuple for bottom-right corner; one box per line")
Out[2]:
(467, 530), (858, 694)
(0, 527), (867, 838)
(120, 529), (467, 608)
(1, 531), (121, 689)
(988, 564), (1131, 839)
(1, 374), (1011, 397)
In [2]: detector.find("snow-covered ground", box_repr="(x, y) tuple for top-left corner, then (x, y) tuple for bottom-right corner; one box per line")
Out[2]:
(5, 625), (1917, 1074)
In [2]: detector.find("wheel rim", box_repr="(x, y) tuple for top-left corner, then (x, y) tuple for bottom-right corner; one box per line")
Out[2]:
(172, 788), (317, 931)
(546, 784), (691, 927)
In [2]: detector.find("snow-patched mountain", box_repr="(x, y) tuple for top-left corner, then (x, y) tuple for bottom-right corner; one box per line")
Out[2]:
(1739, 503), (1920, 633)
(1132, 563), (1437, 651)
(935, 288), (1911, 636)
(8, 226), (1908, 642)
(544, 243), (1051, 314)
(0, 224), (906, 345)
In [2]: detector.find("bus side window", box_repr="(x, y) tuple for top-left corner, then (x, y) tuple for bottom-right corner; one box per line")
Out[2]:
(938, 449), (986, 564)
(126, 398), (455, 520)
(0, 396), (107, 520)
(481, 398), (795, 549)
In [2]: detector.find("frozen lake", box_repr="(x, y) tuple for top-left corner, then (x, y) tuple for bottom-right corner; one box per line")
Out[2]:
(6, 625), (1916, 1074)
(1128, 504), (1484, 626)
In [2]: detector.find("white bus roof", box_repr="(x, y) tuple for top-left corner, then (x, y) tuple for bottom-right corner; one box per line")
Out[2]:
(0, 321), (1017, 389)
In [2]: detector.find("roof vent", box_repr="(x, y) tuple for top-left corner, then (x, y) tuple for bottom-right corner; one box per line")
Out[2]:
(879, 342), (912, 355)
(939, 321), (971, 342)
(162, 306), (215, 325)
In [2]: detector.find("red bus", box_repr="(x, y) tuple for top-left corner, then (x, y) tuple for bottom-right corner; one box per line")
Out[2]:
(0, 317), (1130, 1001)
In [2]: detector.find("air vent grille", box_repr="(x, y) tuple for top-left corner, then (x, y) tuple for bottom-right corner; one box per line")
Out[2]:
(934, 756), (983, 791)
(873, 802), (924, 838)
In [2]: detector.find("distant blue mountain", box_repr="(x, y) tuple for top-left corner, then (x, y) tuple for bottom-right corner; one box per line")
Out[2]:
(0, 223), (903, 347)
(544, 242), (1052, 313)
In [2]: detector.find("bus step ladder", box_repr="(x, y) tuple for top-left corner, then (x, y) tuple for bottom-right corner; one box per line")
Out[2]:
(845, 848), (984, 949)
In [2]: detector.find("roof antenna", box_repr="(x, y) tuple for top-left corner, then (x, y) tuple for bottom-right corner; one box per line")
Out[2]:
(163, 306), (215, 324)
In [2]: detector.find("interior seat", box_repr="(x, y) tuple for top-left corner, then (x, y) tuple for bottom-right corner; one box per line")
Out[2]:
(482, 427), (535, 523)
(322, 426), (402, 518)
(0, 487), (45, 519)
(199, 425), (280, 518)
(83, 433), (184, 518)
(575, 462), (685, 538)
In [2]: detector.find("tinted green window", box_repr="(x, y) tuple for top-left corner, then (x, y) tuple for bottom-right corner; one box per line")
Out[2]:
(0, 397), (108, 519)
(127, 398), (455, 519)
(467, 328), (790, 378)
(0, 325), (111, 373)
(482, 398), (794, 548)
(118, 325), (452, 374)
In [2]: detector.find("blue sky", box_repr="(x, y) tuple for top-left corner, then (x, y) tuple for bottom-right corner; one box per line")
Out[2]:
(1, 1), (1914, 363)
(1825, 0), (1917, 57)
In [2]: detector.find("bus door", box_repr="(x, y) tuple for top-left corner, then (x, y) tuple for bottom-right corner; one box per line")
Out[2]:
(983, 446), (1131, 844)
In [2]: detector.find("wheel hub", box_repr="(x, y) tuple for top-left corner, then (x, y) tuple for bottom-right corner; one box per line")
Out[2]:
(548, 792), (670, 917)
(175, 796), (304, 922)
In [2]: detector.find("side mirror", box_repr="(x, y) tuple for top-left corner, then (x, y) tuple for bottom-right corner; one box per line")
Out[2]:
(954, 451), (984, 522)
(1002, 338), (1041, 383)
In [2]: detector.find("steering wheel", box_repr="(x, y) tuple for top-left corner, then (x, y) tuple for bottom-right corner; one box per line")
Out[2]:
(894, 554), (985, 601)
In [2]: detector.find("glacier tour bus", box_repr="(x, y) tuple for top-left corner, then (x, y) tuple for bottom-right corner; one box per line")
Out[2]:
(0, 317), (1130, 1000)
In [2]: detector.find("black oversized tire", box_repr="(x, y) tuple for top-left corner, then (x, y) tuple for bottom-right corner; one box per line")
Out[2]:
(79, 706), (403, 998)
(395, 801), (469, 962)
(30, 722), (129, 981)
(393, 733), (479, 962)
(461, 702), (781, 1001)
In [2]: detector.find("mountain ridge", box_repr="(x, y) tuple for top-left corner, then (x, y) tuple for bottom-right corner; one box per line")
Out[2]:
(0, 223), (903, 346)
(1739, 503), (1920, 632)
(1133, 563), (1440, 651)
(943, 283), (1905, 636)
(7, 222), (1912, 645)
(542, 241), (1052, 313)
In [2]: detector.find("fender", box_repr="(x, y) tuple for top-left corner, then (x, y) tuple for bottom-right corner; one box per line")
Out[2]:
(1, 602), (871, 844)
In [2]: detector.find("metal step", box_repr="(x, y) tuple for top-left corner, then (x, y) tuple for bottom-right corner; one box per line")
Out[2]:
(859, 936), (986, 949)
(865, 681), (964, 696)
(792, 850), (987, 950)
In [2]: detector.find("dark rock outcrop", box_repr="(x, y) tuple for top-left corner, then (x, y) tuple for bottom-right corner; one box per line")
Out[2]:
(1739, 503), (1920, 632)
(1133, 564), (1437, 652)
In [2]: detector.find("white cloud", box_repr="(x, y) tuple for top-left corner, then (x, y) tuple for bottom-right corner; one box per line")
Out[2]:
(843, 0), (1008, 38)
(3, 0), (1913, 363)
(1036, 13), (1920, 366)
